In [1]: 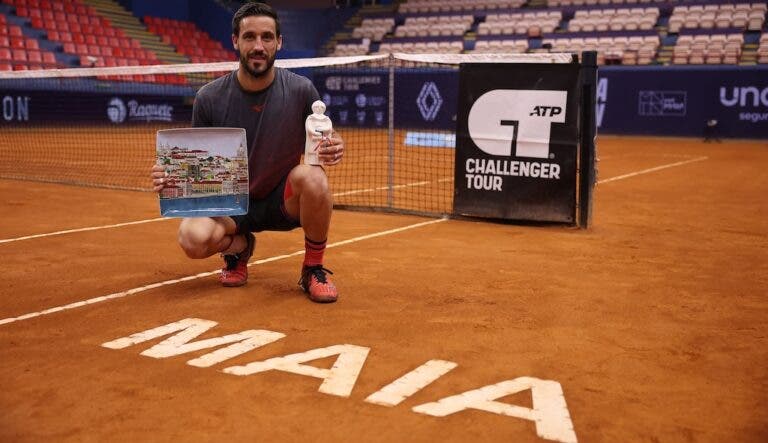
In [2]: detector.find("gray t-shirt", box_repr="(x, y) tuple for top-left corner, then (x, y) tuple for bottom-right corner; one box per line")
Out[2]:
(193, 67), (320, 199)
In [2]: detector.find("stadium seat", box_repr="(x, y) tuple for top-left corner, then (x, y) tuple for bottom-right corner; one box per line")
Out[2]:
(11, 48), (27, 61)
(26, 49), (41, 63)
(41, 50), (55, 66)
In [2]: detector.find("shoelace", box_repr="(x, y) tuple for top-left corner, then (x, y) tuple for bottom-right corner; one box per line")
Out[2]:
(304, 266), (333, 284)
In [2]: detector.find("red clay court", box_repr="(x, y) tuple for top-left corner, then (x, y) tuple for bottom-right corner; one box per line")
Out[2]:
(1, 136), (766, 442)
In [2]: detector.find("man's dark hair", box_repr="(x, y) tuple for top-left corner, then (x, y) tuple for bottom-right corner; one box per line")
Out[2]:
(232, 2), (281, 37)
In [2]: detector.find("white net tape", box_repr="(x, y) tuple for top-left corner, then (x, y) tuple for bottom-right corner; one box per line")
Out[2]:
(0, 52), (576, 80)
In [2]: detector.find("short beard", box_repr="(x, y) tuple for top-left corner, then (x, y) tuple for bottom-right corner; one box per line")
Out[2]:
(239, 50), (275, 79)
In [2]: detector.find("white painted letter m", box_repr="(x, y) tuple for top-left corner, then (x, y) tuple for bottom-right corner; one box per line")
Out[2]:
(101, 318), (285, 368)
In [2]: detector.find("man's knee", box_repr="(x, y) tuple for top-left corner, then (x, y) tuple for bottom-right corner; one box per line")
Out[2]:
(293, 165), (330, 197)
(178, 218), (223, 259)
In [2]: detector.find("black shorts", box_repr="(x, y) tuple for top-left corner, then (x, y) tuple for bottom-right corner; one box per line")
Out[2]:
(231, 176), (300, 234)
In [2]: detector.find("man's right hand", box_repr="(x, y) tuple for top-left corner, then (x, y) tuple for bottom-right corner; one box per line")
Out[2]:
(150, 164), (168, 193)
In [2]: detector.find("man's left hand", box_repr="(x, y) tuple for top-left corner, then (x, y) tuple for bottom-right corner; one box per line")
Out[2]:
(318, 131), (344, 166)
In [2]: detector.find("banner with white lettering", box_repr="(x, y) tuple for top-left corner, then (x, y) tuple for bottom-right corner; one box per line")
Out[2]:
(596, 65), (768, 138)
(454, 63), (580, 222)
(0, 90), (191, 125)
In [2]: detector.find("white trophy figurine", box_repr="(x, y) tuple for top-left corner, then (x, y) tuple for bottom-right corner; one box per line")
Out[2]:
(304, 100), (333, 166)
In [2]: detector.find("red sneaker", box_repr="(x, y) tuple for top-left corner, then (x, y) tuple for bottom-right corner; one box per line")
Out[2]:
(219, 232), (255, 287)
(298, 265), (338, 303)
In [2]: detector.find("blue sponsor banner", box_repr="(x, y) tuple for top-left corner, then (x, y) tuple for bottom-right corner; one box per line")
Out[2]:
(394, 69), (458, 129)
(0, 89), (192, 125)
(597, 65), (768, 139)
(314, 71), (389, 127)
(313, 68), (458, 129)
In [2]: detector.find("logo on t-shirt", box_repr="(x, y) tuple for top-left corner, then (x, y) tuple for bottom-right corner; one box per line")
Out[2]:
(251, 104), (265, 112)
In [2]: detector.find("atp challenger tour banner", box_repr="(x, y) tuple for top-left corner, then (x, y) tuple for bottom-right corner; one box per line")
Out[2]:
(454, 62), (581, 222)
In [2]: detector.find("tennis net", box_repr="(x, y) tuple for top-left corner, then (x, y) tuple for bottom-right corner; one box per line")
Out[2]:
(0, 53), (573, 217)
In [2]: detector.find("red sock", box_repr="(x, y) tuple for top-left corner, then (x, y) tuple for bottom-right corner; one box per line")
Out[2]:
(304, 237), (326, 267)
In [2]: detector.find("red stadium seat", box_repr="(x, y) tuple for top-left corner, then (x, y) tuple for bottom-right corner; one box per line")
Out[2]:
(27, 49), (41, 63)
(9, 36), (24, 49)
(0, 47), (11, 61)
(41, 50), (55, 65)
(25, 38), (38, 50)
(11, 48), (27, 61)
(0, 62), (12, 71)
(0, 36), (8, 47)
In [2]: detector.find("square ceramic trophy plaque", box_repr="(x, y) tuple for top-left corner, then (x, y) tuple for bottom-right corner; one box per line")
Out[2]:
(156, 128), (249, 218)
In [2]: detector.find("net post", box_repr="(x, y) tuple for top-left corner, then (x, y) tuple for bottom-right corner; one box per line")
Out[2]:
(387, 53), (395, 209)
(578, 50), (598, 229)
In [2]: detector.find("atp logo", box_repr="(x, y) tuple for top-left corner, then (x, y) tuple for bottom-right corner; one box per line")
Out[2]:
(468, 90), (567, 159)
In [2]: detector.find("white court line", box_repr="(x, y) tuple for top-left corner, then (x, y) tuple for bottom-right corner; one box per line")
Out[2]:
(598, 156), (708, 184)
(0, 181), (443, 244)
(0, 155), (708, 326)
(0, 153), (707, 244)
(0, 218), (448, 327)
(334, 177), (453, 197)
(0, 218), (168, 244)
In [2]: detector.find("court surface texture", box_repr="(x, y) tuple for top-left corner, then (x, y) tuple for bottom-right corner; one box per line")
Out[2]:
(1, 136), (766, 442)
